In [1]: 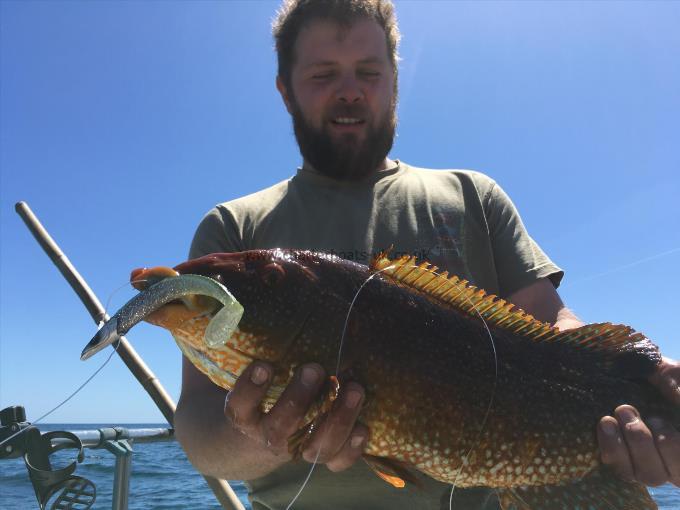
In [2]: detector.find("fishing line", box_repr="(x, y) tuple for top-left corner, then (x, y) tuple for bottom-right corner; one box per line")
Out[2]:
(0, 280), (147, 450)
(284, 264), (397, 509)
(335, 268), (395, 376)
(447, 297), (499, 510)
(0, 337), (120, 450)
(285, 261), (499, 510)
(284, 447), (322, 510)
(103, 279), (145, 318)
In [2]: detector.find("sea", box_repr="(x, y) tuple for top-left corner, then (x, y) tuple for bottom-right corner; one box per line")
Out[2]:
(1, 424), (678, 510)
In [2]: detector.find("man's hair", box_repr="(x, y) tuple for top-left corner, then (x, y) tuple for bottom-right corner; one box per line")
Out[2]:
(272, 0), (400, 88)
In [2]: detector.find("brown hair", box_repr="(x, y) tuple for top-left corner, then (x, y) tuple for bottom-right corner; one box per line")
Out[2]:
(272, 0), (400, 88)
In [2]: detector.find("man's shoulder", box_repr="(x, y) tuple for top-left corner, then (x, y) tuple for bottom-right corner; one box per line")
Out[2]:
(190, 177), (294, 258)
(400, 163), (498, 194)
(216, 177), (292, 217)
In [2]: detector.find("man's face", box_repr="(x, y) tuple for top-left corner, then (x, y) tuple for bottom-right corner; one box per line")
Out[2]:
(278, 18), (397, 180)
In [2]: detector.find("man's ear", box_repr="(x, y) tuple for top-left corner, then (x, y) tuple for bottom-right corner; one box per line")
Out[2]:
(276, 76), (293, 114)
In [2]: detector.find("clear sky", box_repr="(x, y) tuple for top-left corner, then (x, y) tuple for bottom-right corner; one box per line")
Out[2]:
(1, 1), (679, 424)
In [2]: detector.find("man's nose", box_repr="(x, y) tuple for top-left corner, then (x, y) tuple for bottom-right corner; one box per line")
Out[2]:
(335, 74), (363, 103)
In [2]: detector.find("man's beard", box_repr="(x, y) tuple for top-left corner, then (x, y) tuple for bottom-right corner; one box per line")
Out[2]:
(290, 100), (396, 181)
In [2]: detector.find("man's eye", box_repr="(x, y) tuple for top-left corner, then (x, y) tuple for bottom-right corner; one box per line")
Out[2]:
(359, 70), (380, 78)
(312, 73), (334, 80)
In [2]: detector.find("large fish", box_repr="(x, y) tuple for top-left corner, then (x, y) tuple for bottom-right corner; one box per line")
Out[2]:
(82, 249), (678, 509)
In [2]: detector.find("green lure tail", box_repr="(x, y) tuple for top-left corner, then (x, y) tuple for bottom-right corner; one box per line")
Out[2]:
(80, 274), (244, 360)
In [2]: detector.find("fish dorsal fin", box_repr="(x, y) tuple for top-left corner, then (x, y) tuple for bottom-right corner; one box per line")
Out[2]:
(371, 252), (557, 340)
(370, 253), (659, 376)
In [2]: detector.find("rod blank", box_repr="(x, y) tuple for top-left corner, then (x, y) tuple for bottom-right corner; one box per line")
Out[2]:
(15, 201), (245, 510)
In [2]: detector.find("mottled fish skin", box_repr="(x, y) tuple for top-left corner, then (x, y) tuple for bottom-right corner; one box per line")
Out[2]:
(138, 249), (675, 508)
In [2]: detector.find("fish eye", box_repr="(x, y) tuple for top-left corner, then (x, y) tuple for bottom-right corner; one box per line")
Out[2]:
(260, 263), (285, 286)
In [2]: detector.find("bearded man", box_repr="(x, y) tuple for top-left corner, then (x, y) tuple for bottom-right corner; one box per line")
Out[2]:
(175, 1), (680, 509)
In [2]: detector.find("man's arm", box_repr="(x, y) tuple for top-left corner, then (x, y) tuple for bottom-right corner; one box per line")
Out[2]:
(177, 208), (367, 481)
(506, 277), (582, 331)
(174, 356), (368, 481)
(508, 278), (680, 488)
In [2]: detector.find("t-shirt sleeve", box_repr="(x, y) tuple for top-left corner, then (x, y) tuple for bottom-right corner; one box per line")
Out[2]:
(483, 181), (563, 297)
(189, 206), (245, 259)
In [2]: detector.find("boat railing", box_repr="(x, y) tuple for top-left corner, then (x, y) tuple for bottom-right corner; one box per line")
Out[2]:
(56, 425), (175, 510)
(1, 407), (176, 510)
(11, 202), (244, 510)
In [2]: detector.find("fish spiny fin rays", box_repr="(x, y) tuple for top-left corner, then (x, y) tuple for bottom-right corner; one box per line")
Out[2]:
(363, 454), (421, 489)
(371, 252), (555, 337)
(287, 376), (340, 459)
(496, 467), (657, 510)
(371, 253), (659, 375)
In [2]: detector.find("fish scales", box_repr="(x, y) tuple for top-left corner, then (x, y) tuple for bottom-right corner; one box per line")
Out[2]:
(109, 249), (678, 509)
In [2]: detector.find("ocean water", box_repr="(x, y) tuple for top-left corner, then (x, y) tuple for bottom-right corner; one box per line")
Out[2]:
(1, 424), (677, 509)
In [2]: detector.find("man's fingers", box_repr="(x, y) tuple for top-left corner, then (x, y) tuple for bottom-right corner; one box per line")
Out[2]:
(224, 362), (368, 473)
(650, 358), (680, 406)
(615, 406), (668, 487)
(326, 423), (369, 472)
(598, 415), (635, 481)
(261, 363), (325, 449)
(224, 362), (272, 430)
(301, 383), (365, 464)
(647, 417), (680, 487)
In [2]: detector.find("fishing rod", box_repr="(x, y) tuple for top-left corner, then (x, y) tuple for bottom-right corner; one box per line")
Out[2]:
(15, 201), (245, 510)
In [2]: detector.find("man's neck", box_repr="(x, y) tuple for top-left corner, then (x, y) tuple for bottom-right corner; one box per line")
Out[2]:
(302, 157), (395, 178)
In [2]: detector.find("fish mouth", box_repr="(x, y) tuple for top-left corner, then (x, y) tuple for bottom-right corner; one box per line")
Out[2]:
(180, 340), (284, 408)
(143, 302), (214, 331)
(81, 271), (243, 360)
(130, 267), (220, 330)
(130, 266), (180, 290)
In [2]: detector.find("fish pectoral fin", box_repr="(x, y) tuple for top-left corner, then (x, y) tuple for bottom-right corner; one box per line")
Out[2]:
(496, 467), (657, 510)
(363, 454), (420, 490)
(287, 376), (341, 459)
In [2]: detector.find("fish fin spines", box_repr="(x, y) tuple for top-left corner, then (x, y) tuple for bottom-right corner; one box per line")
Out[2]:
(372, 254), (661, 376)
(287, 375), (341, 459)
(369, 469), (405, 489)
(363, 454), (421, 489)
(371, 253), (557, 341)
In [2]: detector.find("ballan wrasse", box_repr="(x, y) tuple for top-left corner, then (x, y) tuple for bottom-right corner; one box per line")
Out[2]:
(82, 249), (679, 510)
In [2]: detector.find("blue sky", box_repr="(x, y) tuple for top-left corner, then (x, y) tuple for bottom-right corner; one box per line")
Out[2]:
(1, 1), (679, 423)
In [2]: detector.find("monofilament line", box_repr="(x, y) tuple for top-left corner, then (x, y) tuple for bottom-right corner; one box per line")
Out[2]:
(284, 447), (322, 510)
(284, 262), (499, 510)
(448, 293), (499, 510)
(354, 265), (499, 510)
(0, 338), (119, 449)
(335, 267), (395, 376)
(0, 280), (142, 450)
(284, 265), (396, 509)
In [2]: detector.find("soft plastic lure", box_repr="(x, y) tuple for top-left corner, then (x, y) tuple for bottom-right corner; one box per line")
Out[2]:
(81, 274), (243, 360)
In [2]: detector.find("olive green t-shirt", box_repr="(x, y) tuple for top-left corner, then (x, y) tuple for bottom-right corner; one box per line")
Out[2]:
(190, 161), (562, 510)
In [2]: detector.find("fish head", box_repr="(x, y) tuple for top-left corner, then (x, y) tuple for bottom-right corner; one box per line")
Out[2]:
(132, 250), (329, 371)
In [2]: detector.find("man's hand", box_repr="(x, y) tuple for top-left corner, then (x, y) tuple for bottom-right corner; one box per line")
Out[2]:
(597, 357), (680, 487)
(226, 361), (369, 472)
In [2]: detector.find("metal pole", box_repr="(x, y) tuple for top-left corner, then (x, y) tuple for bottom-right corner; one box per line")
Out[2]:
(15, 201), (245, 510)
(103, 440), (133, 510)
